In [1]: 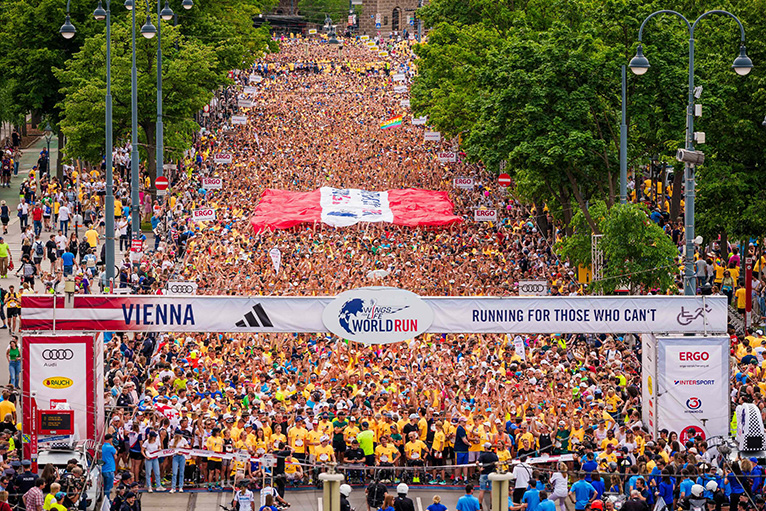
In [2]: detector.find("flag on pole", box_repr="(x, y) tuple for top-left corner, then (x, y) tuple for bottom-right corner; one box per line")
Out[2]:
(380, 115), (403, 129)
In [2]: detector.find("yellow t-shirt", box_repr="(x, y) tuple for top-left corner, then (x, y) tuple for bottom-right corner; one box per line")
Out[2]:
(314, 444), (334, 463)
(736, 287), (747, 309)
(432, 430), (446, 452)
(0, 400), (16, 420)
(404, 439), (427, 460)
(205, 436), (224, 461)
(289, 427), (308, 454)
(375, 444), (398, 464)
(85, 229), (99, 248)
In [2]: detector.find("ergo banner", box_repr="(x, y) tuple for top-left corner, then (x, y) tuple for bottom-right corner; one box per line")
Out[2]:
(201, 177), (223, 189)
(213, 154), (232, 164)
(454, 177), (474, 190)
(192, 208), (216, 222)
(474, 209), (497, 222)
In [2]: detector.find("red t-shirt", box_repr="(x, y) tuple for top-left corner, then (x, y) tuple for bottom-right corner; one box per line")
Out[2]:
(32, 207), (43, 221)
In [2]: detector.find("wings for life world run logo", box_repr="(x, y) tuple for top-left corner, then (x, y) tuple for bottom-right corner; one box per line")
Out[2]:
(338, 298), (412, 335)
(323, 288), (434, 344)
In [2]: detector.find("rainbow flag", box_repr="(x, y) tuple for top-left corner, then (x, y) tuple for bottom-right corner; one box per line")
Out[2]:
(381, 115), (403, 129)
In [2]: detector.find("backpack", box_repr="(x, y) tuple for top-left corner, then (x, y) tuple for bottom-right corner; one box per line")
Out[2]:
(34, 242), (44, 257)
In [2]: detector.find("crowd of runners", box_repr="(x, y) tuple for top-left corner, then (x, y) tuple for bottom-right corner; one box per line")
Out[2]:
(1, 31), (765, 511)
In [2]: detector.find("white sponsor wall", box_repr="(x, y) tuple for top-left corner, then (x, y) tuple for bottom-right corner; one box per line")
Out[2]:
(645, 335), (729, 441)
(657, 337), (729, 441)
(23, 335), (98, 443)
(641, 334), (658, 438)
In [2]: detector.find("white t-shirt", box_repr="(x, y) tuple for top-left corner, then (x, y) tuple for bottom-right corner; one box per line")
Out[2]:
(58, 205), (70, 221)
(142, 438), (162, 458)
(512, 463), (532, 489)
(235, 489), (254, 511)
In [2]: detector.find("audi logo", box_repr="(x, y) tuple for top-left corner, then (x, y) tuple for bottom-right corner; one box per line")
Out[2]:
(168, 284), (197, 294)
(42, 349), (74, 360)
(519, 284), (547, 293)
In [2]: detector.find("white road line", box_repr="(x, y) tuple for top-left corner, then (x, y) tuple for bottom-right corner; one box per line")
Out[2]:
(416, 496), (423, 511)
(317, 496), (323, 511)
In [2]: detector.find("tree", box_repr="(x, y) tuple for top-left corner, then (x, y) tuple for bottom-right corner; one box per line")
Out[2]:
(56, 16), (223, 177)
(558, 201), (678, 294)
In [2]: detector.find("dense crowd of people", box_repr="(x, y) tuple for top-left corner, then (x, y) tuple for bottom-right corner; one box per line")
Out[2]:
(1, 31), (765, 511)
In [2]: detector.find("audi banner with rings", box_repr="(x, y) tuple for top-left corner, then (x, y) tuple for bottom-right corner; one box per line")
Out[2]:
(21, 294), (727, 335)
(22, 334), (103, 456)
(166, 282), (198, 295)
(518, 280), (548, 296)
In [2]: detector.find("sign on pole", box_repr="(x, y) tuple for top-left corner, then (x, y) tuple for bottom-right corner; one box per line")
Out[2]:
(424, 131), (441, 142)
(269, 247), (282, 273)
(238, 98), (254, 108)
(393, 73), (406, 82)
(453, 177), (474, 190)
(201, 177), (223, 190)
(155, 176), (168, 196)
(412, 116), (427, 125)
(393, 85), (408, 93)
(474, 209), (497, 222)
(518, 280), (548, 296)
(438, 151), (457, 163)
(498, 173), (512, 187)
(231, 115), (247, 125)
(400, 99), (411, 108)
(213, 154), (232, 165)
(192, 208), (216, 222)
(309, 28), (317, 35)
(243, 86), (257, 94)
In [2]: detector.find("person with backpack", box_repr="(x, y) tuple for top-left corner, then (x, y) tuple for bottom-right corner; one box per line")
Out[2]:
(0, 201), (9, 235)
(32, 236), (45, 275)
(16, 254), (37, 289)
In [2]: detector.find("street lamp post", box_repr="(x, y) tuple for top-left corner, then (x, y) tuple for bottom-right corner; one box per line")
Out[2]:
(629, 10), (753, 296)
(124, 0), (156, 247)
(43, 122), (53, 178)
(61, 0), (118, 285)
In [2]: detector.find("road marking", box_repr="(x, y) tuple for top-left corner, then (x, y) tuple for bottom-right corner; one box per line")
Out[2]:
(317, 496), (323, 511)
(416, 496), (423, 511)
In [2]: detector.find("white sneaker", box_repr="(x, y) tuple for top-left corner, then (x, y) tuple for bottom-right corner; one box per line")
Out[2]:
(179, 488), (184, 493)
(169, 489), (175, 494)
(148, 488), (153, 493)
(156, 486), (166, 491)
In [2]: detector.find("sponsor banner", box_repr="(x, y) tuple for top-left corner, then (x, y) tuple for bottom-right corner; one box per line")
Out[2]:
(322, 288), (434, 344)
(438, 151), (457, 163)
(21, 295), (727, 335)
(474, 209), (497, 222)
(250, 187), (462, 231)
(412, 116), (428, 125)
(454, 177), (474, 190)
(400, 100), (411, 108)
(641, 334), (658, 438)
(238, 99), (254, 108)
(166, 282), (198, 295)
(22, 335), (97, 447)
(192, 208), (216, 223)
(424, 131), (441, 142)
(512, 336), (526, 360)
(269, 247), (282, 273)
(517, 280), (547, 296)
(243, 86), (257, 94)
(231, 115), (247, 125)
(656, 336), (729, 440)
(145, 447), (280, 464)
(393, 73), (406, 82)
(201, 177), (223, 189)
(213, 154), (232, 165)
(393, 85), (408, 93)
(309, 29), (317, 35)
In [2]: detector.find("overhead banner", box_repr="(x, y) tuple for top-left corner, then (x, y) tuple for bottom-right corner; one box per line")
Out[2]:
(201, 177), (223, 189)
(192, 208), (216, 222)
(250, 187), (462, 231)
(424, 131), (441, 142)
(474, 209), (497, 222)
(231, 115), (247, 125)
(656, 336), (729, 441)
(454, 177), (474, 190)
(438, 151), (457, 163)
(213, 154), (232, 165)
(21, 295), (727, 335)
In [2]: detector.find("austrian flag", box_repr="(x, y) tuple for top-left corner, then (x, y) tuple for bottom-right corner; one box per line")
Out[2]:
(250, 187), (463, 232)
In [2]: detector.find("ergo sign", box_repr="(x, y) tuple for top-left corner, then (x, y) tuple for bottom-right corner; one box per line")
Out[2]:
(474, 209), (497, 222)
(192, 208), (216, 222)
(201, 177), (223, 190)
(679, 351), (710, 361)
(454, 177), (474, 190)
(438, 152), (457, 163)
(213, 154), (232, 164)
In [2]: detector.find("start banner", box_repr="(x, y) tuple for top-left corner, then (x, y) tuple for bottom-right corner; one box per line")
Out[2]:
(21, 294), (727, 336)
(250, 187), (462, 231)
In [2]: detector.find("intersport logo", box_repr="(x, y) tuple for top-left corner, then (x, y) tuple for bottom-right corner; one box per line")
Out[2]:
(674, 379), (716, 386)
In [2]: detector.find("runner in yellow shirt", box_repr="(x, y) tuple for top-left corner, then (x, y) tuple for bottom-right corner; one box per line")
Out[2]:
(205, 428), (224, 488)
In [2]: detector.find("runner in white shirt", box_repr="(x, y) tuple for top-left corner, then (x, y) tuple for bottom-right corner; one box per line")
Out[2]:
(234, 483), (255, 511)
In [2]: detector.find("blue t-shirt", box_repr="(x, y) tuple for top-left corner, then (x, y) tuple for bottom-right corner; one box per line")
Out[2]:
(591, 479), (605, 497)
(571, 480), (595, 510)
(522, 489), (540, 511)
(658, 481), (674, 505)
(679, 478), (694, 497)
(426, 504), (448, 511)
(582, 459), (598, 481)
(455, 426), (469, 452)
(61, 251), (75, 266)
(538, 500), (557, 511)
(102, 442), (117, 473)
(456, 495), (481, 511)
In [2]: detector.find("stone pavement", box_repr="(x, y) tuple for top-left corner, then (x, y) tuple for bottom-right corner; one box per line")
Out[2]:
(140, 486), (467, 511)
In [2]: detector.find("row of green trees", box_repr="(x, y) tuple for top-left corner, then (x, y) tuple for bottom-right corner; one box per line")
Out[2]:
(411, 0), (766, 292)
(0, 0), (277, 176)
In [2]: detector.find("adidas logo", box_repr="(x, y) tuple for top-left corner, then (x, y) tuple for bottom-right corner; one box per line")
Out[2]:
(235, 304), (274, 328)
